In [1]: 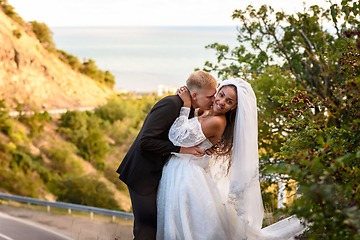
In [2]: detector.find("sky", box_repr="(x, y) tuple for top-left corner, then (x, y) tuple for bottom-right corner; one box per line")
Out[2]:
(8, 0), (334, 27)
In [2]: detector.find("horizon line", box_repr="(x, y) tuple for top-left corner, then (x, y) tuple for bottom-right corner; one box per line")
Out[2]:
(49, 25), (239, 28)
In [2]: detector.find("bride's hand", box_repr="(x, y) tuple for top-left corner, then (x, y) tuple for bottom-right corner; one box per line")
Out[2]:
(176, 86), (191, 108)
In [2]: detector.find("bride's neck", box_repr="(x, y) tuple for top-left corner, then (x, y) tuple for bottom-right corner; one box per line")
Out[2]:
(205, 109), (223, 117)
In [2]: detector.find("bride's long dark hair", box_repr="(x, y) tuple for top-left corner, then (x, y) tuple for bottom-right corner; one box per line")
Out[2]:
(213, 84), (237, 173)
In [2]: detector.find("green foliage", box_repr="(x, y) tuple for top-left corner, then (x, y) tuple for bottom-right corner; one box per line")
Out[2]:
(80, 59), (115, 89)
(83, 128), (110, 170)
(94, 97), (127, 123)
(0, 0), (25, 26)
(0, 141), (46, 198)
(29, 21), (56, 52)
(57, 96), (158, 170)
(0, 116), (28, 144)
(95, 95), (158, 129)
(201, 2), (350, 184)
(40, 141), (83, 175)
(55, 174), (120, 210)
(57, 50), (82, 71)
(57, 53), (115, 89)
(268, 86), (360, 238)
(12, 29), (21, 39)
(58, 110), (110, 170)
(202, 1), (360, 238)
(269, 20), (360, 240)
(0, 93), (159, 210)
(18, 111), (52, 138)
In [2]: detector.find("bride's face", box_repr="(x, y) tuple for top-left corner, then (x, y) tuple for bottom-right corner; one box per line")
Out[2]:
(212, 86), (237, 115)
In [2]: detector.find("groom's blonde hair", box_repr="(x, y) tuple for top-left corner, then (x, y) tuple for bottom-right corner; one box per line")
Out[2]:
(186, 70), (217, 93)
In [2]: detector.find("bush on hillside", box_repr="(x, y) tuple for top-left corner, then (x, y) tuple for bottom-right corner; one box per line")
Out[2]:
(80, 59), (115, 89)
(0, 141), (48, 198)
(83, 128), (110, 170)
(57, 54), (115, 89)
(29, 20), (56, 52)
(18, 111), (52, 138)
(94, 97), (127, 123)
(0, 0), (26, 26)
(58, 110), (110, 170)
(40, 141), (83, 175)
(57, 50), (82, 71)
(55, 174), (120, 210)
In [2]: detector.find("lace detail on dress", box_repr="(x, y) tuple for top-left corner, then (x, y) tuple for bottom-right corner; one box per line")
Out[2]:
(228, 168), (260, 216)
(169, 107), (206, 147)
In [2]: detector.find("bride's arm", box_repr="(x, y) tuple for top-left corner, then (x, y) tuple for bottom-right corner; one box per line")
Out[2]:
(169, 86), (207, 147)
(168, 106), (206, 147)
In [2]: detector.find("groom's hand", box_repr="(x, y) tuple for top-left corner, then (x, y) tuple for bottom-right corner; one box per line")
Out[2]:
(179, 146), (206, 157)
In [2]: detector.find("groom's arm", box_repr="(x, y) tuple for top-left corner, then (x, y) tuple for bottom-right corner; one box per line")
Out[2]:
(139, 96), (207, 157)
(139, 97), (182, 155)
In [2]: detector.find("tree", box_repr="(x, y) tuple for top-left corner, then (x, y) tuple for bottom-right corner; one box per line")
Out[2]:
(201, 1), (360, 238)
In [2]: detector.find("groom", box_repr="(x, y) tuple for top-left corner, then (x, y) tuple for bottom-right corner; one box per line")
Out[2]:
(116, 70), (218, 240)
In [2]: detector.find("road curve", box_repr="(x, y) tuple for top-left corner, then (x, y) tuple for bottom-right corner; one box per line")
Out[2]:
(0, 212), (73, 240)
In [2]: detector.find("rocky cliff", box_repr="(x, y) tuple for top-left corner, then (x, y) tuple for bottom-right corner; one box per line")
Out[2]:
(0, 10), (114, 110)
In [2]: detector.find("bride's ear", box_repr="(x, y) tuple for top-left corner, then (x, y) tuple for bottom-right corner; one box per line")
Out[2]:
(231, 104), (237, 111)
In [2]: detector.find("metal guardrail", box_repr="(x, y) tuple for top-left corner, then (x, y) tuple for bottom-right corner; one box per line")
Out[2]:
(0, 193), (133, 220)
(0, 193), (306, 237)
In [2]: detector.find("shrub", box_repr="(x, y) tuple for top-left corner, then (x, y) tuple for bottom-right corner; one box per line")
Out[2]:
(0, 142), (46, 198)
(83, 128), (110, 170)
(12, 29), (21, 39)
(94, 98), (127, 123)
(57, 50), (82, 71)
(29, 20), (56, 52)
(80, 59), (115, 89)
(40, 141), (83, 175)
(58, 110), (110, 169)
(56, 174), (120, 210)
(19, 111), (52, 138)
(0, 0), (26, 26)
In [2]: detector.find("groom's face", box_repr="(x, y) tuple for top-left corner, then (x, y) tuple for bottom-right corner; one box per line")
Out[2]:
(192, 87), (216, 110)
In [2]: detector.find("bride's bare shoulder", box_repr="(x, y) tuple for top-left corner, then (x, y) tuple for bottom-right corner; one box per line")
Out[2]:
(202, 115), (226, 130)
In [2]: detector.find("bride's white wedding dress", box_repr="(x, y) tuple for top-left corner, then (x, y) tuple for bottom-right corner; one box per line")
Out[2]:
(157, 78), (305, 240)
(157, 108), (231, 240)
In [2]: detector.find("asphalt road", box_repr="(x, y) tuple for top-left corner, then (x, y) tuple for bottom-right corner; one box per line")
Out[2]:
(0, 212), (73, 240)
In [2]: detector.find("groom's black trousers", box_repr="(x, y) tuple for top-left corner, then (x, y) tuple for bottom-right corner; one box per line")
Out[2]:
(128, 186), (157, 240)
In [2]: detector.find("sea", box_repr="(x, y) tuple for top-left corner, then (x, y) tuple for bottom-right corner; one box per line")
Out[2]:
(50, 26), (240, 92)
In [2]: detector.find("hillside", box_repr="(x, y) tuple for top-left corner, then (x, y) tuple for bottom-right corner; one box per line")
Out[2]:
(0, 4), (135, 213)
(0, 10), (114, 110)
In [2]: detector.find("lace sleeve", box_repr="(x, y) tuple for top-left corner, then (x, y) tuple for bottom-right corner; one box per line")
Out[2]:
(168, 107), (206, 147)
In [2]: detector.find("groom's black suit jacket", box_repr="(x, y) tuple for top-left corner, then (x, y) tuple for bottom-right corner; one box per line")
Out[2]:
(117, 95), (192, 196)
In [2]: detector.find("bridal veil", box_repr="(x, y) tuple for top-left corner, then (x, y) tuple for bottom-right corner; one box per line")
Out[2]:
(211, 78), (264, 239)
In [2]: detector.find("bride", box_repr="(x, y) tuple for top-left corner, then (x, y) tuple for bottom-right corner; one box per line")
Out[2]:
(156, 78), (303, 240)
